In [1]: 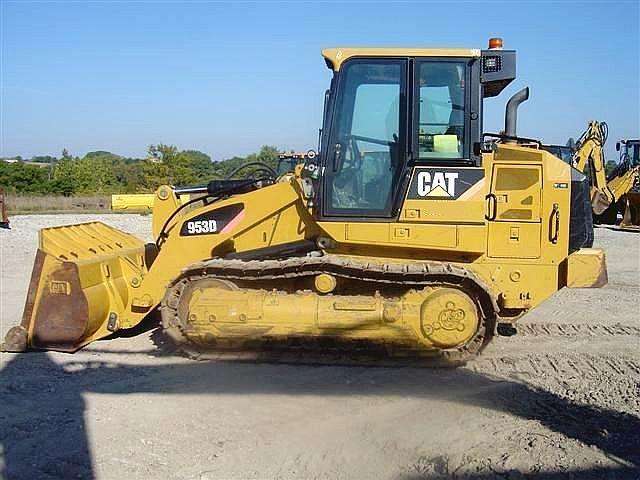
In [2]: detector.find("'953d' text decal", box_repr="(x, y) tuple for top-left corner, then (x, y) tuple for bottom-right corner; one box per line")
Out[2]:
(180, 203), (244, 236)
(406, 167), (484, 200)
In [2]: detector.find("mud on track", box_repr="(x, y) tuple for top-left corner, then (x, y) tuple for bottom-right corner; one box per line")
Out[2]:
(1, 216), (639, 479)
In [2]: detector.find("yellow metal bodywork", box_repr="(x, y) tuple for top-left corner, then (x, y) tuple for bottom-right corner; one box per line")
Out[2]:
(607, 166), (639, 201)
(20, 223), (147, 351)
(11, 143), (607, 352)
(318, 144), (588, 314)
(565, 248), (608, 288)
(124, 179), (315, 328)
(613, 139), (640, 228)
(621, 192), (640, 228)
(608, 166), (640, 228)
(112, 193), (190, 213)
(322, 47), (480, 71)
(185, 282), (479, 350)
(572, 121), (615, 215)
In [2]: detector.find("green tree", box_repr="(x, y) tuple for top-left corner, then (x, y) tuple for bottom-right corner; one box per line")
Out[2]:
(256, 145), (279, 168)
(180, 150), (214, 181)
(2, 144), (289, 195)
(147, 144), (178, 163)
(31, 155), (58, 164)
(0, 161), (50, 193)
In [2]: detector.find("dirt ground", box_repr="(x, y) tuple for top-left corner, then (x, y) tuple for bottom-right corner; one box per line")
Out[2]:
(1, 214), (639, 480)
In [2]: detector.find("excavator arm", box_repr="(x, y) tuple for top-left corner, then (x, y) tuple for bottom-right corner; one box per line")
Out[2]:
(572, 121), (615, 215)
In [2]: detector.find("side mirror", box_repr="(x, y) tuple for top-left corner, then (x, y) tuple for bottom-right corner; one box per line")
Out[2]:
(616, 142), (621, 152)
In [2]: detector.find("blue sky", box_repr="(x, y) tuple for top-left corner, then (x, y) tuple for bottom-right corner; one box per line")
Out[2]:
(1, 1), (638, 161)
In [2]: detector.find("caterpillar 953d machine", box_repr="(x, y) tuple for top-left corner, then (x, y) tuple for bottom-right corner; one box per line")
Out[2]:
(1, 39), (608, 365)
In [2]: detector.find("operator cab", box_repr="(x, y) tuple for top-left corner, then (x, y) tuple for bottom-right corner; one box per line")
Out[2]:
(617, 139), (640, 167)
(541, 144), (575, 165)
(314, 43), (516, 220)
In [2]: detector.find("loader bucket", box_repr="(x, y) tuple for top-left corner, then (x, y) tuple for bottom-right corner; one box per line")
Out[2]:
(621, 192), (640, 229)
(1, 222), (147, 353)
(590, 188), (613, 216)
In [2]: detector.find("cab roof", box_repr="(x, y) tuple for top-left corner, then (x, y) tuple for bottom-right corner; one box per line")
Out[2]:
(322, 47), (481, 71)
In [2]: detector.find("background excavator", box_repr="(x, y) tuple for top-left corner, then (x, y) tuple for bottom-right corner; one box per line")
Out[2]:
(558, 122), (640, 228)
(611, 139), (640, 228)
(570, 121), (615, 218)
(1, 39), (607, 366)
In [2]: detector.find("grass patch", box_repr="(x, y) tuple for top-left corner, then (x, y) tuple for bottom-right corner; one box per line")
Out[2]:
(6, 194), (111, 214)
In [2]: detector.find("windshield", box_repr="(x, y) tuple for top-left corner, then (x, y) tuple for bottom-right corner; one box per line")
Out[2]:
(626, 142), (640, 165)
(541, 145), (574, 165)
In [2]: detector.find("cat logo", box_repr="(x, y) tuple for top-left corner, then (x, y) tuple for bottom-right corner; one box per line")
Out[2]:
(407, 167), (485, 201)
(417, 171), (459, 197)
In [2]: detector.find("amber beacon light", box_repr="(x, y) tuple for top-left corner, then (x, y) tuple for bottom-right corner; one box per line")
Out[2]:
(488, 37), (503, 50)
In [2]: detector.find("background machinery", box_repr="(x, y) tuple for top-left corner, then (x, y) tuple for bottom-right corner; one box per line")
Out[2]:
(611, 139), (640, 228)
(0, 188), (9, 229)
(276, 151), (317, 176)
(562, 122), (640, 227)
(1, 39), (607, 365)
(570, 121), (615, 217)
(541, 141), (575, 165)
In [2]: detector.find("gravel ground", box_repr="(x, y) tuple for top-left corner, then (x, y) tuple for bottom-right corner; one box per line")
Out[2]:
(0, 215), (639, 480)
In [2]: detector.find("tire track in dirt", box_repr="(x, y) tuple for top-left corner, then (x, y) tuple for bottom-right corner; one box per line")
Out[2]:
(468, 352), (640, 379)
(516, 322), (640, 338)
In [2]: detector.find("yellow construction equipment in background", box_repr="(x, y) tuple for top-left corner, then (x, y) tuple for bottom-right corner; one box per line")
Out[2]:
(111, 152), (313, 213)
(111, 193), (190, 212)
(571, 121), (615, 216)
(2, 39), (607, 365)
(611, 139), (640, 228)
(569, 123), (640, 228)
(111, 194), (155, 212)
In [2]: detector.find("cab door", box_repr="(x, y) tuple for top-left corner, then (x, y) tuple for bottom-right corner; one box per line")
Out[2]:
(486, 164), (542, 258)
(321, 59), (408, 219)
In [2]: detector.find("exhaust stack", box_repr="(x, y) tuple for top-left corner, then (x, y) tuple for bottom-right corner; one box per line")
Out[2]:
(504, 87), (530, 140)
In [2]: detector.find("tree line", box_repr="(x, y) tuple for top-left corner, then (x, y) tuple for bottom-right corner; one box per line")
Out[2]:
(0, 145), (281, 195)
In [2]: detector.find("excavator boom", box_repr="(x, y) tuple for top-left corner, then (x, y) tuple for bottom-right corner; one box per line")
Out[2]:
(571, 121), (615, 215)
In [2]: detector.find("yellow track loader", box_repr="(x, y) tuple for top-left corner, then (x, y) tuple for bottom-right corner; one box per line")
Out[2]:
(1, 39), (608, 365)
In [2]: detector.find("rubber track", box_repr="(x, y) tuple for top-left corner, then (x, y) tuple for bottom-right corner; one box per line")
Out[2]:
(161, 254), (499, 367)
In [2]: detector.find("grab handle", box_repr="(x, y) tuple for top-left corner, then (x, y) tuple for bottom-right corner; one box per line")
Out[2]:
(549, 203), (560, 244)
(485, 193), (498, 221)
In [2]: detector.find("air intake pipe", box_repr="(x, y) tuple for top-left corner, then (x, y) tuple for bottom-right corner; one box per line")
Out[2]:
(504, 87), (530, 141)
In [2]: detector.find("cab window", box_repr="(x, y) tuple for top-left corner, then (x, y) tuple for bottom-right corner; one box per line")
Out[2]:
(417, 61), (466, 160)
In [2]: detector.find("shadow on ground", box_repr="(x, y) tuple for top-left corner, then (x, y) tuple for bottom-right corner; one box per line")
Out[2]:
(1, 346), (639, 479)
